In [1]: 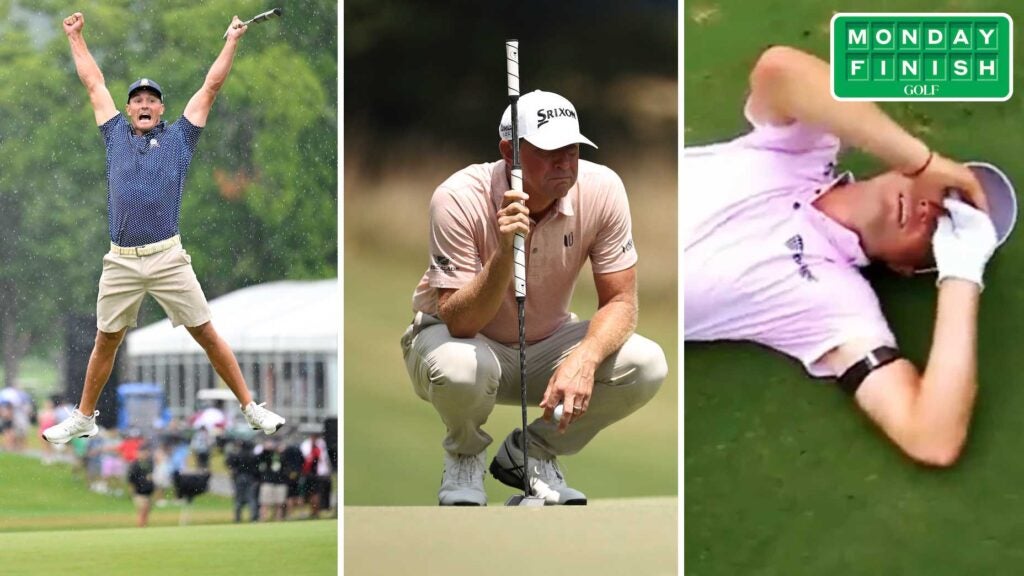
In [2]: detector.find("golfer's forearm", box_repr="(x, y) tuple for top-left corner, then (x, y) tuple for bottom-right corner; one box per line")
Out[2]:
(185, 39), (240, 125)
(575, 299), (637, 367)
(437, 250), (515, 338)
(917, 279), (981, 446)
(752, 46), (929, 173)
(67, 34), (104, 91)
(203, 39), (241, 95)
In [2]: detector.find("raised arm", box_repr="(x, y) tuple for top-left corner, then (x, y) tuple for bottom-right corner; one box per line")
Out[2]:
(183, 16), (248, 127)
(63, 13), (117, 126)
(747, 45), (987, 213)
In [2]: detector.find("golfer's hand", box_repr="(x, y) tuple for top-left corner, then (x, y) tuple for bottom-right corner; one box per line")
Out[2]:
(225, 15), (248, 41)
(63, 12), (84, 36)
(915, 153), (989, 214)
(540, 352), (597, 433)
(933, 198), (997, 288)
(498, 190), (530, 252)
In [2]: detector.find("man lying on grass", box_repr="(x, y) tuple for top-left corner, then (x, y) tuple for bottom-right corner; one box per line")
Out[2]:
(684, 46), (1016, 467)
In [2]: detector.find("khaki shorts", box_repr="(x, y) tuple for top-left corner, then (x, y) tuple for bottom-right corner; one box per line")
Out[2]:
(97, 244), (212, 333)
(259, 483), (287, 505)
(132, 494), (153, 509)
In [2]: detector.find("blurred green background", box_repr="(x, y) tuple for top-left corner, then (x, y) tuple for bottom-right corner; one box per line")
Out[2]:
(344, 0), (678, 505)
(685, 1), (1024, 574)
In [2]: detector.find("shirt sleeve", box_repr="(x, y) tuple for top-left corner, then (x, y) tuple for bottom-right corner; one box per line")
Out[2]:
(175, 116), (203, 156)
(98, 114), (125, 147)
(739, 96), (841, 155)
(589, 169), (638, 274)
(426, 186), (483, 290)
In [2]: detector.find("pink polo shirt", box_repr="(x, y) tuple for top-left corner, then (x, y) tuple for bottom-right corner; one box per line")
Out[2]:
(411, 159), (637, 345)
(683, 103), (895, 377)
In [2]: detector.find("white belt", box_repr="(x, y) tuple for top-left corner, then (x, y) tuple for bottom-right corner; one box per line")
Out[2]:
(110, 235), (181, 257)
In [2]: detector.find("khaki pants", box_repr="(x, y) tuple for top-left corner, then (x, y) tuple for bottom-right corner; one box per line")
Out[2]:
(401, 312), (668, 458)
(97, 245), (212, 332)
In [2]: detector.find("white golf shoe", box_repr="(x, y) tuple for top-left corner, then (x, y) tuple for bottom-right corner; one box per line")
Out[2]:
(489, 428), (587, 505)
(242, 402), (286, 435)
(42, 409), (100, 445)
(438, 451), (488, 506)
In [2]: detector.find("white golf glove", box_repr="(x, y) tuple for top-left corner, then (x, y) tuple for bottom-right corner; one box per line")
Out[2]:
(932, 198), (998, 289)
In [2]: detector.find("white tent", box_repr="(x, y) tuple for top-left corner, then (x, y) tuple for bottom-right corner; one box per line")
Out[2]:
(125, 279), (338, 423)
(127, 279), (337, 355)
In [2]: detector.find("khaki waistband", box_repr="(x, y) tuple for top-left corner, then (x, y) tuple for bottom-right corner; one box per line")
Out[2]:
(110, 235), (181, 257)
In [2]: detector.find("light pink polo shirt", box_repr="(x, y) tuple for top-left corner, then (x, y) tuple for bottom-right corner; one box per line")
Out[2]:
(411, 159), (637, 345)
(683, 103), (895, 377)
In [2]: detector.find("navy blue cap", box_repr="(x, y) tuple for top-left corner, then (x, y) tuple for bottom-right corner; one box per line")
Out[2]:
(127, 78), (163, 101)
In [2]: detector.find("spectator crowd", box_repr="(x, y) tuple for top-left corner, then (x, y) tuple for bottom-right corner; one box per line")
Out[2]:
(0, 387), (335, 527)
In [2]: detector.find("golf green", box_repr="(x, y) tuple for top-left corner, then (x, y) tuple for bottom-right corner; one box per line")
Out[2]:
(346, 497), (677, 576)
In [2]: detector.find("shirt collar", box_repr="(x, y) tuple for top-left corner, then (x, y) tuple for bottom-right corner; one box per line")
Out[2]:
(554, 193), (574, 217)
(806, 170), (871, 267)
(491, 160), (576, 218)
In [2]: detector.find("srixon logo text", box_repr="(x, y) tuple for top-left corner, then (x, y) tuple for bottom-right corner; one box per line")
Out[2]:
(537, 107), (577, 127)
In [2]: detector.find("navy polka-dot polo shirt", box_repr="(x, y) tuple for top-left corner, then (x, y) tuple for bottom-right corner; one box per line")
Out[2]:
(100, 114), (202, 247)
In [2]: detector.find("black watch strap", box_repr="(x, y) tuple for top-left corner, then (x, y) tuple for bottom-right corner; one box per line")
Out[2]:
(837, 346), (901, 395)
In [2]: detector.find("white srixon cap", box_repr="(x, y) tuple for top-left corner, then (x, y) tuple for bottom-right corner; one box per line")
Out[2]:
(499, 90), (597, 150)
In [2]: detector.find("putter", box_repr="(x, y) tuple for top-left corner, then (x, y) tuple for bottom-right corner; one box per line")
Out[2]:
(503, 38), (544, 508)
(223, 8), (283, 39)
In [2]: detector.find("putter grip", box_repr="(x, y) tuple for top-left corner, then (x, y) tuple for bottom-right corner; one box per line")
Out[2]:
(506, 39), (526, 300)
(511, 167), (526, 299)
(506, 40), (520, 97)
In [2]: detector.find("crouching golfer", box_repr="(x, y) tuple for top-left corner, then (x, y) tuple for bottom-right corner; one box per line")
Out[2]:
(401, 90), (668, 505)
(44, 13), (285, 444)
(684, 46), (1017, 467)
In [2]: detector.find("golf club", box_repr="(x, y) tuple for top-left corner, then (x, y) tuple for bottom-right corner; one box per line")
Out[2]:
(503, 38), (544, 508)
(223, 8), (283, 39)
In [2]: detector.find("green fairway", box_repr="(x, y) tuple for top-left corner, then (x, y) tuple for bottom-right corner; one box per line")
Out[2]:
(1, 452), (337, 573)
(344, 154), (677, 506)
(4, 521), (337, 576)
(686, 1), (1024, 574)
(0, 452), (236, 531)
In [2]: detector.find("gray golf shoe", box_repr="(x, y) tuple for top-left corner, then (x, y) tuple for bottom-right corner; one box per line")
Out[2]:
(489, 429), (587, 505)
(438, 451), (488, 506)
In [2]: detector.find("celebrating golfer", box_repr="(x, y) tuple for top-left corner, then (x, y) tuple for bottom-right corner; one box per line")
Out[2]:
(44, 12), (285, 444)
(401, 90), (668, 505)
(684, 46), (1016, 467)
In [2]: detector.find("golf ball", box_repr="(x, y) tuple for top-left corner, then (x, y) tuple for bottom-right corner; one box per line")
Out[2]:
(553, 404), (564, 423)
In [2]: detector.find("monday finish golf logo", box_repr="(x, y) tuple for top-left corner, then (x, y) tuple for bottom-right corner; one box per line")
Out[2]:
(831, 13), (1013, 101)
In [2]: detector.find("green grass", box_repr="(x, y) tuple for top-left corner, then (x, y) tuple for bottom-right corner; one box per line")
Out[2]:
(345, 498), (677, 576)
(0, 451), (236, 531)
(0, 452), (336, 574)
(4, 521), (337, 576)
(344, 153), (678, 505)
(685, 1), (1024, 574)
